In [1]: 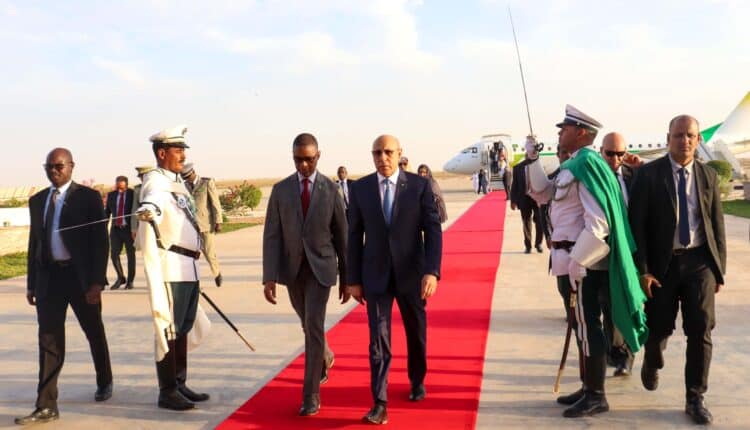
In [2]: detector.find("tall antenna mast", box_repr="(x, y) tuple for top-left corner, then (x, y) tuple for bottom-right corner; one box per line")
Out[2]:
(508, 7), (534, 136)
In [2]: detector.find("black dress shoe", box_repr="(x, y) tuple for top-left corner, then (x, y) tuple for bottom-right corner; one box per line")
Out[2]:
(299, 395), (320, 416)
(535, 244), (543, 253)
(95, 382), (113, 401)
(613, 363), (631, 377)
(158, 389), (195, 410)
(524, 248), (531, 254)
(685, 398), (713, 425)
(641, 363), (658, 391)
(409, 384), (426, 401)
(556, 387), (585, 405)
(363, 403), (388, 425)
(178, 385), (210, 402)
(111, 279), (124, 290)
(14, 408), (59, 425)
(124, 283), (134, 290)
(320, 367), (329, 385)
(563, 391), (609, 418)
(215, 274), (223, 287)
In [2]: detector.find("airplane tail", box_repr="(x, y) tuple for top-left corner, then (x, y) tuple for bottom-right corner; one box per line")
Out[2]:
(700, 91), (750, 178)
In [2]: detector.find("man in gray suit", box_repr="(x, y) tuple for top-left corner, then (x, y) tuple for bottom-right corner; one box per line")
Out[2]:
(181, 163), (224, 287)
(262, 133), (348, 416)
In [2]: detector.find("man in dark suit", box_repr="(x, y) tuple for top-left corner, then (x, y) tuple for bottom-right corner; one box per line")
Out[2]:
(105, 175), (135, 289)
(510, 142), (543, 253)
(16, 148), (112, 425)
(346, 134), (442, 425)
(262, 133), (348, 416)
(335, 165), (354, 213)
(629, 115), (726, 425)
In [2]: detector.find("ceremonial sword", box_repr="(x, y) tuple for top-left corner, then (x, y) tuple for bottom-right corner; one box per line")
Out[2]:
(54, 213), (137, 232)
(554, 289), (577, 393)
(145, 212), (257, 353)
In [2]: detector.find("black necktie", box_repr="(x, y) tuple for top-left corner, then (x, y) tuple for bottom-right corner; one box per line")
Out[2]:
(44, 189), (59, 261)
(677, 168), (690, 247)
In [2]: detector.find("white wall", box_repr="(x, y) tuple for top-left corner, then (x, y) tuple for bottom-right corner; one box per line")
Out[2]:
(0, 208), (30, 227)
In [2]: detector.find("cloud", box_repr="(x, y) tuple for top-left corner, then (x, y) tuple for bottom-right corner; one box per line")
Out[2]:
(92, 58), (146, 86)
(204, 28), (360, 70)
(0, 0), (18, 17)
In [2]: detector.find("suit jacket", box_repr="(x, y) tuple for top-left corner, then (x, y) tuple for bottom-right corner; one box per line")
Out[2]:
(510, 158), (537, 210)
(27, 182), (109, 299)
(105, 188), (135, 228)
(346, 170), (442, 296)
(335, 178), (354, 209)
(188, 176), (223, 233)
(263, 172), (347, 287)
(621, 164), (635, 192)
(629, 155), (726, 283)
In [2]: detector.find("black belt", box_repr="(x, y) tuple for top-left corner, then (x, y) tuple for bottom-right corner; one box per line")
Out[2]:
(551, 240), (576, 251)
(673, 245), (704, 256)
(167, 245), (201, 260)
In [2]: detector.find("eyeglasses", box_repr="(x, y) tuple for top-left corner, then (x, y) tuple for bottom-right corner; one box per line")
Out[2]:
(372, 149), (397, 157)
(604, 150), (626, 158)
(293, 155), (318, 164)
(43, 163), (70, 171)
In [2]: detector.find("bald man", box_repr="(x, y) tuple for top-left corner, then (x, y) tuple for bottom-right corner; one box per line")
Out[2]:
(18, 148), (112, 425)
(346, 135), (442, 425)
(598, 132), (638, 377)
(629, 115), (726, 424)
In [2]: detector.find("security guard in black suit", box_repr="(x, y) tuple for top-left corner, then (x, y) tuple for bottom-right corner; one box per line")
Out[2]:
(629, 115), (726, 425)
(16, 148), (112, 425)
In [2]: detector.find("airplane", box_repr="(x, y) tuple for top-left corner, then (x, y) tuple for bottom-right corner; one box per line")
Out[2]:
(444, 92), (750, 178)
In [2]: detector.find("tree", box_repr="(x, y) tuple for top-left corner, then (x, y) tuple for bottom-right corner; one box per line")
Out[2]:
(220, 182), (262, 212)
(706, 160), (733, 198)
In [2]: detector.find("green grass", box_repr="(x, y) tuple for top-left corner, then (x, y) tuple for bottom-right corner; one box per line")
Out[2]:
(0, 252), (28, 280)
(722, 199), (750, 219)
(218, 222), (260, 234)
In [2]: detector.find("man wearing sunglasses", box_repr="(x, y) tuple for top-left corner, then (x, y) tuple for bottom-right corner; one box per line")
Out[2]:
(262, 133), (348, 416)
(346, 135), (442, 425)
(16, 148), (113, 425)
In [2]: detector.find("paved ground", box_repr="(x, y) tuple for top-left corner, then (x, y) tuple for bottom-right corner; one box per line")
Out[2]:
(0, 177), (748, 429)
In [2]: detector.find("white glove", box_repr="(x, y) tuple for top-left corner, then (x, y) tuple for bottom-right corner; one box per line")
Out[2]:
(568, 259), (586, 292)
(135, 206), (155, 222)
(524, 136), (539, 160)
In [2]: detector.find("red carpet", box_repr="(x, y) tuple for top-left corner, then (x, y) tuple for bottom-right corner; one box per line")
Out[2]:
(217, 192), (506, 429)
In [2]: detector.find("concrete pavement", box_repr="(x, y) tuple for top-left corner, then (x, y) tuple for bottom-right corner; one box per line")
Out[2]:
(0, 177), (748, 429)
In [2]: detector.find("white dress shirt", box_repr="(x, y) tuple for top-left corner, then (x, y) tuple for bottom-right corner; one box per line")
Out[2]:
(44, 180), (72, 261)
(669, 155), (706, 250)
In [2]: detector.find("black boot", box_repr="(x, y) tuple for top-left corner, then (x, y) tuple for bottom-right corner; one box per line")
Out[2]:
(156, 340), (195, 410)
(556, 387), (585, 405)
(175, 336), (209, 402)
(563, 354), (609, 418)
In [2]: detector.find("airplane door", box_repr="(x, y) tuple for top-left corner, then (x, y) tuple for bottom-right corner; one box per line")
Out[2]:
(481, 148), (488, 166)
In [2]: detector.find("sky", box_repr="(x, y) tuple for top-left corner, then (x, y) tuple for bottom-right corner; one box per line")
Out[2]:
(1, 0), (749, 187)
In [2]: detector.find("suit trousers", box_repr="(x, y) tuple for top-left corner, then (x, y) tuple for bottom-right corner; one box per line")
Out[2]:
(35, 264), (112, 409)
(366, 276), (427, 404)
(286, 261), (334, 398)
(519, 204), (542, 249)
(574, 270), (610, 359)
(643, 245), (716, 400)
(200, 231), (221, 278)
(110, 226), (135, 283)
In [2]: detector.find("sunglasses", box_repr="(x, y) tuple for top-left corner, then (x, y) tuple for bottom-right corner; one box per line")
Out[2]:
(293, 155), (318, 164)
(604, 150), (626, 158)
(372, 149), (397, 157)
(43, 163), (70, 171)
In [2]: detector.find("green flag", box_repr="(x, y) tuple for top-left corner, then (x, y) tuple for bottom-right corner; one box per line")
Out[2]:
(562, 147), (649, 352)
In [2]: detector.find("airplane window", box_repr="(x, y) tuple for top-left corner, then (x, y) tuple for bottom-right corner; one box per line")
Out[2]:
(648, 144), (652, 148)
(638, 144), (642, 148)
(472, 148), (478, 153)
(547, 147), (551, 151)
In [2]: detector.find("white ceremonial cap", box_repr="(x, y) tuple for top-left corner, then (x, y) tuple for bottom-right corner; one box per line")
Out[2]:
(556, 105), (602, 132)
(149, 124), (189, 148)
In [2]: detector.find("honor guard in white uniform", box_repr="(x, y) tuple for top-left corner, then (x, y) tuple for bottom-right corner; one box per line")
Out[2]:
(526, 105), (648, 418)
(136, 125), (211, 411)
